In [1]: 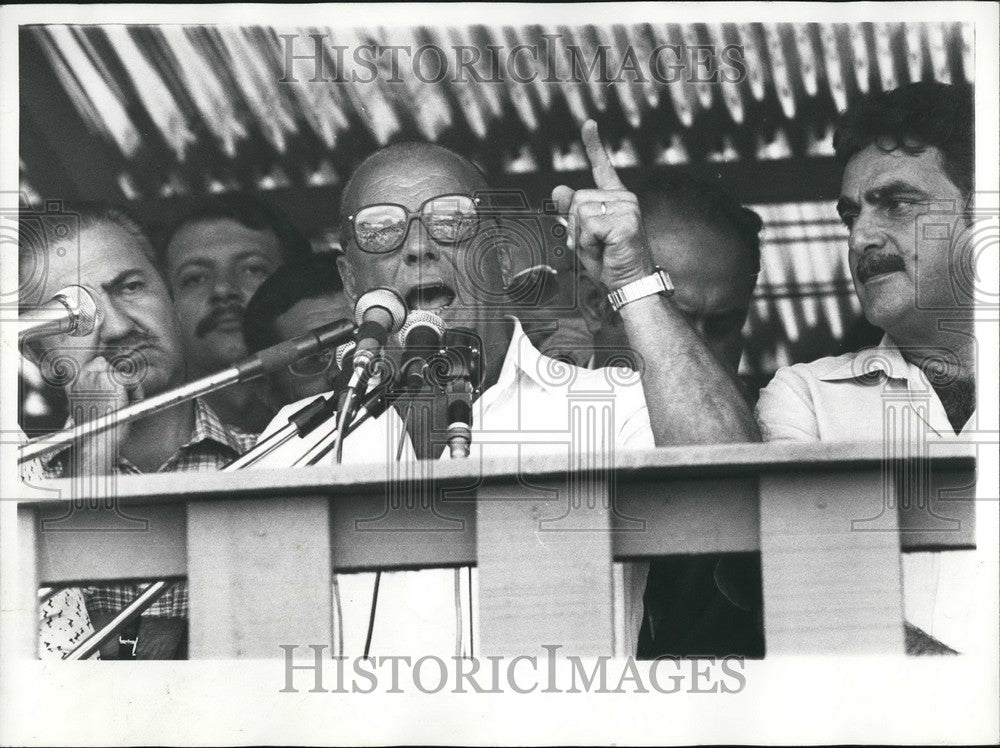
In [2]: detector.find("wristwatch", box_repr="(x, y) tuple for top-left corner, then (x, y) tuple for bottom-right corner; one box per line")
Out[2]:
(606, 266), (674, 312)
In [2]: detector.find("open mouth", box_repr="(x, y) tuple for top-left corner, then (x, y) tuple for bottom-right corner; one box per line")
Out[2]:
(405, 282), (456, 313)
(856, 253), (905, 284)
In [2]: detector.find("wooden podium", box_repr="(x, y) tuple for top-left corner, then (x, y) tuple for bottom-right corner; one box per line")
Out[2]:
(15, 441), (976, 658)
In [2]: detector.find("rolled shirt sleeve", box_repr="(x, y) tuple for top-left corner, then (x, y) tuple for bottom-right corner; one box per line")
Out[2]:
(754, 365), (822, 442)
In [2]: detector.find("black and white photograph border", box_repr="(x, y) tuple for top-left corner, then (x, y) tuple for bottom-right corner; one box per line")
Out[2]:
(0, 3), (997, 746)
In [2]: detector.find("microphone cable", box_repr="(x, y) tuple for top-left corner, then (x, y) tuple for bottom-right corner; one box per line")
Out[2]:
(468, 566), (474, 658)
(442, 330), (482, 656)
(358, 399), (420, 658)
(362, 566), (382, 661)
(332, 577), (344, 659)
(395, 403), (412, 462)
(454, 568), (463, 658)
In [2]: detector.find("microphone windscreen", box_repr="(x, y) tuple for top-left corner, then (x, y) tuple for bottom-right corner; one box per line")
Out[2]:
(353, 287), (407, 332)
(335, 341), (356, 371)
(57, 285), (101, 336)
(396, 310), (445, 349)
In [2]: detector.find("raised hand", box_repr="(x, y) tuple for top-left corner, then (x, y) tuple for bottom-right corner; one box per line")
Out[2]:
(551, 120), (656, 292)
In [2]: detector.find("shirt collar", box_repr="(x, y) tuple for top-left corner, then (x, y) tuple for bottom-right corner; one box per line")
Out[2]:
(819, 335), (914, 382)
(490, 315), (557, 396)
(185, 398), (248, 455)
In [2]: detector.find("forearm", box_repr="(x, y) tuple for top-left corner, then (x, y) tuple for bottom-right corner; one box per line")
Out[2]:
(619, 294), (761, 446)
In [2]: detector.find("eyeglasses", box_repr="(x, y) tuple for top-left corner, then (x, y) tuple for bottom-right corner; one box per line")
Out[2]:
(287, 349), (336, 377)
(344, 194), (481, 254)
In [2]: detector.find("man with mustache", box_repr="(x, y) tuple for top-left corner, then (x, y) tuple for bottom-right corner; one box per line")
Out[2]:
(21, 203), (255, 659)
(162, 194), (312, 431)
(755, 81), (980, 653)
(259, 121), (759, 655)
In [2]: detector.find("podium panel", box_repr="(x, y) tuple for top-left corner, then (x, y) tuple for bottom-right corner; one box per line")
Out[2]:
(760, 469), (905, 654)
(14, 442), (977, 658)
(187, 497), (333, 659)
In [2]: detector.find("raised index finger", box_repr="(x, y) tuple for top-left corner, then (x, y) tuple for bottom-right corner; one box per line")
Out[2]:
(581, 119), (625, 190)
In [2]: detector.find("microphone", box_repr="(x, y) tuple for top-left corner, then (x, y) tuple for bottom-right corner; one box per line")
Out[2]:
(19, 316), (356, 464)
(330, 288), (407, 464)
(333, 340), (387, 400)
(226, 341), (367, 471)
(222, 394), (330, 471)
(441, 328), (482, 459)
(334, 341), (356, 373)
(297, 340), (376, 464)
(19, 285), (101, 344)
(329, 342), (357, 413)
(351, 287), (407, 375)
(396, 310), (445, 393)
(301, 314), (435, 468)
(234, 318), (355, 381)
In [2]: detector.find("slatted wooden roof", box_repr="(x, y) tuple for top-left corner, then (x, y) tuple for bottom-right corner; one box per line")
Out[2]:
(20, 22), (972, 202)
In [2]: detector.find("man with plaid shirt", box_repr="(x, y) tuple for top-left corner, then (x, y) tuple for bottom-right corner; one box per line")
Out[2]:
(21, 202), (256, 659)
(38, 399), (254, 658)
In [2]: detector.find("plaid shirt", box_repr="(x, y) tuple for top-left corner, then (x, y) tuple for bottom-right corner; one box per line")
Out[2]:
(41, 398), (256, 620)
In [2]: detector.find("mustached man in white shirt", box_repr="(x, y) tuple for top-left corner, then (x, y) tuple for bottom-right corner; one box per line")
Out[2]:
(755, 82), (984, 654)
(254, 120), (760, 657)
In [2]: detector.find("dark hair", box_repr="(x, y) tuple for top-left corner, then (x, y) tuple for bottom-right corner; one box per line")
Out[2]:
(833, 81), (974, 200)
(161, 193), (312, 273)
(633, 173), (763, 273)
(243, 254), (346, 353)
(18, 200), (160, 298)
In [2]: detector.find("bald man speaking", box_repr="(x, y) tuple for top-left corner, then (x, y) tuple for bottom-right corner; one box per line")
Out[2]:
(256, 121), (759, 657)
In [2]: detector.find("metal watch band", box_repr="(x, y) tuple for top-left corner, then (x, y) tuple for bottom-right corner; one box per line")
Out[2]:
(606, 267), (674, 312)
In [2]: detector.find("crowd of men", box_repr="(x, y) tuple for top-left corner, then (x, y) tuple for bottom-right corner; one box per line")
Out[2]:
(21, 80), (978, 660)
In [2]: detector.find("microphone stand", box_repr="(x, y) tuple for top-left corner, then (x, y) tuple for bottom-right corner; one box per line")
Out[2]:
(223, 342), (358, 470)
(445, 376), (474, 459)
(33, 320), (354, 659)
(440, 330), (482, 460)
(19, 318), (355, 464)
(59, 380), (369, 659)
(222, 395), (330, 471)
(65, 581), (175, 660)
(299, 381), (401, 467)
(437, 332), (482, 659)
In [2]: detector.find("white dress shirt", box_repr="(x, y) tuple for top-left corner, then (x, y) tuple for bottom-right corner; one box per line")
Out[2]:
(756, 335), (986, 653)
(256, 317), (654, 657)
